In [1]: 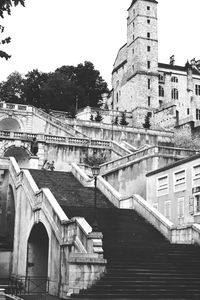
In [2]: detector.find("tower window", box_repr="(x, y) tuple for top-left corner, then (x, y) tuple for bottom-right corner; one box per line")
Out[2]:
(171, 76), (178, 83)
(147, 46), (151, 52)
(148, 79), (151, 89)
(133, 34), (135, 41)
(147, 32), (150, 38)
(172, 88), (178, 100)
(133, 22), (134, 28)
(116, 93), (119, 103)
(148, 97), (151, 107)
(195, 85), (200, 96)
(132, 48), (134, 54)
(132, 65), (134, 71)
(196, 109), (200, 120)
(147, 6), (150, 10)
(159, 85), (164, 97)
(147, 19), (150, 24)
(187, 108), (190, 115)
(147, 61), (151, 69)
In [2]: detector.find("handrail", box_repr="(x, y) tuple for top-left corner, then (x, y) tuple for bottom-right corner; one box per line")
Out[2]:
(100, 145), (199, 174)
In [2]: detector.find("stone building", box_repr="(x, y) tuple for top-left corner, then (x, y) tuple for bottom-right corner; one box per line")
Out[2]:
(112, 0), (200, 130)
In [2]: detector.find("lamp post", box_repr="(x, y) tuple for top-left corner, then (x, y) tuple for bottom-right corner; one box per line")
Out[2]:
(91, 165), (100, 232)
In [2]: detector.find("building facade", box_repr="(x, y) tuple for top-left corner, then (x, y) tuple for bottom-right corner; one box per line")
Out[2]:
(112, 0), (200, 130)
(146, 154), (200, 226)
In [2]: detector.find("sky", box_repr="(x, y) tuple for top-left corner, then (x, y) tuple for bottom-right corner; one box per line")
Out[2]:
(1, 0), (200, 88)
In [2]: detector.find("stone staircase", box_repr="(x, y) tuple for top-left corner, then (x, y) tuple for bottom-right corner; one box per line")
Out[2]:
(29, 170), (200, 299)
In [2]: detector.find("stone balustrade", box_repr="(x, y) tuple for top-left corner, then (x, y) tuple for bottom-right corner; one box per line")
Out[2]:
(100, 145), (199, 174)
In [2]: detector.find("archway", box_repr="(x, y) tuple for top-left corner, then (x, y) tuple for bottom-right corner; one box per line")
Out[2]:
(26, 223), (49, 293)
(5, 185), (15, 248)
(4, 146), (30, 168)
(0, 118), (21, 131)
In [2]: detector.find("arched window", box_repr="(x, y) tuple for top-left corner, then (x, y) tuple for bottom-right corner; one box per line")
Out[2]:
(171, 76), (178, 83)
(159, 85), (164, 97)
(172, 88), (178, 100)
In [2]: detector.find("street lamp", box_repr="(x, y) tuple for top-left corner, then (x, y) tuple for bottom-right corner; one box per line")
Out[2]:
(91, 165), (100, 232)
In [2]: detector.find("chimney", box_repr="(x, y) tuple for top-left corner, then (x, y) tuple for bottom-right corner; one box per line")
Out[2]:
(170, 55), (175, 66)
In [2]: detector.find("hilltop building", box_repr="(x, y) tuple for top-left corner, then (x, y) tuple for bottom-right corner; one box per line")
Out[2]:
(112, 0), (200, 131)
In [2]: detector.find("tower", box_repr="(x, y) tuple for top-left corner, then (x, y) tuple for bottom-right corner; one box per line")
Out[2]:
(127, 0), (159, 109)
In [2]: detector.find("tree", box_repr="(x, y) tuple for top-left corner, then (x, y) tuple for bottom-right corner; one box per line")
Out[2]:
(0, 0), (25, 60)
(143, 112), (151, 129)
(95, 111), (103, 122)
(0, 71), (24, 103)
(23, 69), (50, 107)
(174, 130), (200, 150)
(119, 112), (129, 126)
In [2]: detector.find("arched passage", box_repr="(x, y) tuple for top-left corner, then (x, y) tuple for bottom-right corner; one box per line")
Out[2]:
(0, 117), (21, 131)
(26, 223), (49, 292)
(6, 185), (15, 248)
(4, 146), (30, 168)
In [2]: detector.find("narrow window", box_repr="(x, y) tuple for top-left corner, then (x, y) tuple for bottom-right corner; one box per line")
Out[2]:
(164, 200), (171, 219)
(147, 32), (150, 38)
(195, 85), (200, 96)
(171, 76), (178, 83)
(116, 93), (119, 103)
(178, 198), (184, 224)
(196, 109), (200, 120)
(148, 96), (151, 107)
(187, 108), (190, 115)
(133, 22), (134, 28)
(147, 46), (151, 52)
(174, 170), (186, 192)
(148, 79), (151, 89)
(133, 34), (134, 41)
(132, 65), (134, 71)
(147, 19), (150, 24)
(147, 6), (150, 10)
(171, 88), (178, 100)
(132, 48), (134, 54)
(157, 175), (169, 196)
(147, 61), (151, 69)
(159, 85), (164, 97)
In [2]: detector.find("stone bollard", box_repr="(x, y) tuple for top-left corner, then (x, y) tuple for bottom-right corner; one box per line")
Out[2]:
(0, 289), (6, 300)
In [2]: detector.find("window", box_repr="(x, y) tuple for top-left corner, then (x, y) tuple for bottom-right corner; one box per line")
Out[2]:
(148, 96), (151, 107)
(171, 76), (178, 83)
(147, 46), (151, 52)
(178, 197), (184, 224)
(187, 108), (190, 115)
(148, 79), (151, 89)
(174, 170), (186, 192)
(194, 194), (200, 213)
(147, 19), (150, 24)
(195, 85), (200, 96)
(159, 85), (164, 97)
(172, 88), (178, 100)
(157, 175), (169, 196)
(164, 200), (171, 219)
(159, 73), (165, 83)
(147, 6), (150, 10)
(133, 22), (135, 28)
(132, 48), (134, 54)
(147, 61), (151, 69)
(132, 65), (135, 71)
(147, 32), (150, 38)
(193, 164), (200, 187)
(196, 109), (200, 120)
(133, 34), (135, 41)
(116, 93), (119, 103)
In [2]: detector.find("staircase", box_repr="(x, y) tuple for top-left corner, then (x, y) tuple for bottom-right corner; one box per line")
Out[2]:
(30, 170), (200, 299)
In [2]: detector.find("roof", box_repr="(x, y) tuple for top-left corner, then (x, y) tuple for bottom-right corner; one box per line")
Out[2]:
(128, 0), (158, 10)
(146, 153), (200, 177)
(158, 62), (200, 76)
(113, 43), (127, 72)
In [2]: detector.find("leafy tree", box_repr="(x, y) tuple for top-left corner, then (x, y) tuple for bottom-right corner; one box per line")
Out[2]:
(143, 112), (151, 129)
(23, 69), (50, 107)
(0, 71), (24, 103)
(0, 0), (25, 60)
(95, 111), (103, 122)
(119, 112), (129, 126)
(174, 131), (200, 150)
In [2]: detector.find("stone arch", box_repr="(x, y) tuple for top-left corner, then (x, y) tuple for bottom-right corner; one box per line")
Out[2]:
(6, 185), (15, 248)
(4, 146), (30, 168)
(0, 117), (22, 132)
(26, 222), (49, 292)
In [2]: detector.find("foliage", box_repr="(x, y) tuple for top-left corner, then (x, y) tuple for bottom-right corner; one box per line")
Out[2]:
(113, 116), (119, 125)
(119, 112), (129, 126)
(174, 131), (200, 150)
(94, 111), (103, 122)
(0, 71), (24, 103)
(0, 0), (25, 60)
(143, 112), (151, 129)
(0, 61), (109, 116)
(84, 153), (107, 167)
(90, 114), (94, 121)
